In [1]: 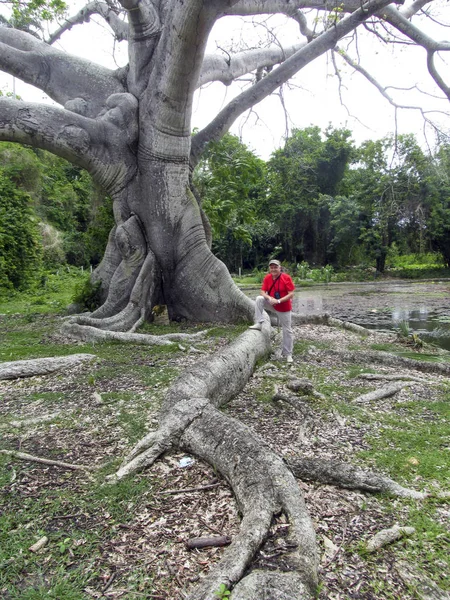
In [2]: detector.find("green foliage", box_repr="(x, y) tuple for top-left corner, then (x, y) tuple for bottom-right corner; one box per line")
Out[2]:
(194, 133), (267, 271)
(214, 583), (231, 598)
(266, 126), (354, 265)
(7, 0), (67, 33)
(72, 276), (103, 312)
(0, 142), (114, 290)
(342, 134), (434, 272)
(0, 155), (42, 290)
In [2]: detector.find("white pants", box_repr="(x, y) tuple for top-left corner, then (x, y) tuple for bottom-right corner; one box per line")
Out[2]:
(254, 296), (293, 356)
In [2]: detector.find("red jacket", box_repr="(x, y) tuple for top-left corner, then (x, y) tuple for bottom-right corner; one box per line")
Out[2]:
(261, 273), (295, 312)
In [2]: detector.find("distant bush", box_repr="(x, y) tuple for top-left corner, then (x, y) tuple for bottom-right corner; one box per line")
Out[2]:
(72, 276), (102, 312)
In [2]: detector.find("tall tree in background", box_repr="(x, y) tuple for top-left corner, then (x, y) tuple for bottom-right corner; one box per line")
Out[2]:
(428, 142), (450, 267)
(193, 133), (266, 272)
(266, 126), (354, 264)
(0, 145), (42, 289)
(348, 135), (433, 272)
(1, 0), (447, 330)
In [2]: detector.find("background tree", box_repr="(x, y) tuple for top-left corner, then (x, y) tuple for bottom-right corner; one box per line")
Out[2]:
(265, 126), (354, 264)
(428, 142), (450, 267)
(0, 147), (42, 289)
(346, 135), (434, 272)
(193, 133), (266, 272)
(0, 141), (112, 285)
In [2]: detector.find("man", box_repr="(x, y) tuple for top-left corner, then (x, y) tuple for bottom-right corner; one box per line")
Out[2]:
(249, 259), (295, 363)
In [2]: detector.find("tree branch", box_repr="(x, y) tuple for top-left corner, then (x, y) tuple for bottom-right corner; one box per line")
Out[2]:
(0, 27), (125, 118)
(381, 4), (450, 52)
(140, 0), (221, 159)
(191, 0), (399, 164)
(0, 93), (138, 191)
(198, 43), (305, 88)
(118, 0), (162, 97)
(334, 45), (449, 118)
(427, 49), (450, 101)
(47, 1), (129, 45)
(222, 0), (371, 16)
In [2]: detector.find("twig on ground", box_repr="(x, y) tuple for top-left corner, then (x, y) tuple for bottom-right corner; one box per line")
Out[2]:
(158, 482), (221, 495)
(0, 449), (93, 472)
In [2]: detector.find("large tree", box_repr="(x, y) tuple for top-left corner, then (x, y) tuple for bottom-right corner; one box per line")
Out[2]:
(1, 0), (449, 330)
(1, 1), (450, 598)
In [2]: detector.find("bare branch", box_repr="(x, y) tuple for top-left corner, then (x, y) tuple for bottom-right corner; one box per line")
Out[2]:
(222, 0), (372, 16)
(191, 0), (399, 164)
(399, 0), (433, 20)
(427, 49), (450, 101)
(381, 5), (450, 51)
(0, 93), (138, 190)
(0, 449), (93, 472)
(47, 1), (129, 45)
(334, 46), (450, 123)
(0, 27), (125, 117)
(198, 43), (305, 87)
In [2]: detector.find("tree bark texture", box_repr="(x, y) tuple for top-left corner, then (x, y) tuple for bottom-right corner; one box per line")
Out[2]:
(0, 354), (96, 380)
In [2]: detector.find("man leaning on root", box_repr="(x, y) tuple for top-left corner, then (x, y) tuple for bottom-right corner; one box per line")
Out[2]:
(249, 259), (295, 363)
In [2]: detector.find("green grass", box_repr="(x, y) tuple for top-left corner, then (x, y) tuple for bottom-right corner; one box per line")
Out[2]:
(0, 269), (86, 315)
(0, 461), (155, 598)
(360, 397), (450, 482)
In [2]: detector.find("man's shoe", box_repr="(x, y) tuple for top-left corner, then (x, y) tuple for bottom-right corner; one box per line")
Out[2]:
(249, 323), (262, 331)
(286, 354), (293, 363)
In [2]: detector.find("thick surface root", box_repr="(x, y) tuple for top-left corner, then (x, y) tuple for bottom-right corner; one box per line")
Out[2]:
(330, 349), (450, 376)
(286, 457), (427, 499)
(114, 320), (318, 597)
(61, 321), (209, 345)
(291, 313), (369, 335)
(110, 315), (437, 596)
(0, 354), (96, 380)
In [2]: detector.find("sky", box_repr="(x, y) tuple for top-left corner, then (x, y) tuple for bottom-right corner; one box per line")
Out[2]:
(1, 1), (449, 160)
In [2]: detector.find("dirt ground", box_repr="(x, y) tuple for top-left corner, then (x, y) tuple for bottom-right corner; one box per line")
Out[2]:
(1, 319), (449, 599)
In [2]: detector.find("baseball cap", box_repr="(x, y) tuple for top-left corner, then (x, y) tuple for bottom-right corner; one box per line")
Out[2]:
(269, 259), (281, 266)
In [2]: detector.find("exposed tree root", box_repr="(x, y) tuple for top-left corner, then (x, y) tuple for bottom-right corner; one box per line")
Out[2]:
(286, 457), (427, 499)
(61, 321), (210, 345)
(109, 320), (316, 598)
(366, 525), (415, 553)
(353, 382), (412, 403)
(108, 316), (433, 598)
(291, 313), (369, 335)
(396, 561), (450, 600)
(4, 315), (440, 597)
(358, 373), (430, 383)
(329, 349), (450, 376)
(0, 354), (96, 380)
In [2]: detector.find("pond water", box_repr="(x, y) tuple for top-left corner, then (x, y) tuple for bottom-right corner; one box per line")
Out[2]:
(245, 280), (450, 351)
